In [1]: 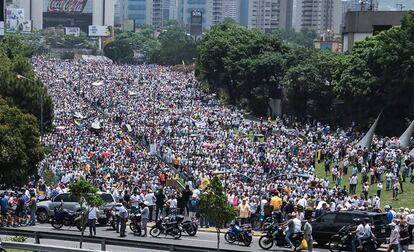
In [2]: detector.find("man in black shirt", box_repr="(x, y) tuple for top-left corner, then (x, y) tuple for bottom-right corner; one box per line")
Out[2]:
(155, 189), (166, 220)
(182, 185), (192, 215)
(399, 223), (410, 252)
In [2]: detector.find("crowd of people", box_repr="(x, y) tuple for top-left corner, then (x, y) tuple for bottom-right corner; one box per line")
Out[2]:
(2, 56), (414, 249)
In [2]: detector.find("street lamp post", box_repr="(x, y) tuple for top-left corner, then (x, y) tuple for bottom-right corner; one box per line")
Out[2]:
(16, 74), (44, 141)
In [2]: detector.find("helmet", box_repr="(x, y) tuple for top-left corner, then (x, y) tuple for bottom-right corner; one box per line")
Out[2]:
(384, 205), (390, 210)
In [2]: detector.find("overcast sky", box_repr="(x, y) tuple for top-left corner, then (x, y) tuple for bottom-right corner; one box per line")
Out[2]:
(379, 0), (414, 10)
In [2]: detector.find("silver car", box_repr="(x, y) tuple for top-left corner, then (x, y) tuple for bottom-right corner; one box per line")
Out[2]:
(36, 192), (116, 225)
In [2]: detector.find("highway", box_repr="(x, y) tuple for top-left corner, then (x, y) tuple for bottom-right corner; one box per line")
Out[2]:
(11, 223), (332, 252)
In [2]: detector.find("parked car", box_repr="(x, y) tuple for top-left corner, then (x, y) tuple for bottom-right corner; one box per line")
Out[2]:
(311, 211), (390, 247)
(36, 192), (116, 225)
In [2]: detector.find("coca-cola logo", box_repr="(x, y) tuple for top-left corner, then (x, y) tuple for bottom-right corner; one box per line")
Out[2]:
(47, 0), (88, 13)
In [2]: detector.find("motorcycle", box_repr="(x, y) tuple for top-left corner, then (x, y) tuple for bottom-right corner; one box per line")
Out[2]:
(51, 206), (83, 231)
(224, 221), (253, 246)
(149, 217), (182, 239)
(328, 225), (377, 252)
(129, 211), (142, 236)
(105, 203), (122, 230)
(258, 221), (303, 251)
(173, 214), (198, 236)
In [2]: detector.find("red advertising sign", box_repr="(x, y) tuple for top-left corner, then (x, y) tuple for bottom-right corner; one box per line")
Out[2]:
(47, 0), (88, 13)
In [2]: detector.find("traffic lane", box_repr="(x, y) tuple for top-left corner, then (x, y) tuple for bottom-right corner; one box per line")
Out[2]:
(0, 235), (166, 252)
(15, 223), (333, 252)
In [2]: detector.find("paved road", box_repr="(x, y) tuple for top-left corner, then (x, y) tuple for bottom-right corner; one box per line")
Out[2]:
(12, 223), (331, 252)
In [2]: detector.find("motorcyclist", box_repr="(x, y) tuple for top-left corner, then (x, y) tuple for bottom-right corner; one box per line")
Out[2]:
(284, 212), (301, 250)
(351, 218), (371, 252)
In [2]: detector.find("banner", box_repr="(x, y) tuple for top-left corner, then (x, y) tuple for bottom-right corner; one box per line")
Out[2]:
(88, 25), (111, 37)
(65, 27), (80, 36)
(150, 143), (157, 155)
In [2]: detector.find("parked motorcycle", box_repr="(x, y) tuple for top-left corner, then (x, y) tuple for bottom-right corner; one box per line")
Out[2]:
(129, 211), (142, 236)
(258, 221), (303, 250)
(329, 225), (377, 252)
(224, 221), (253, 246)
(51, 206), (83, 231)
(173, 215), (198, 236)
(149, 217), (182, 239)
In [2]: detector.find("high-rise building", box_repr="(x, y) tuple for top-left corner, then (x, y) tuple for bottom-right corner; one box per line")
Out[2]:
(128, 0), (177, 28)
(210, 0), (223, 25)
(300, 0), (342, 35)
(127, 0), (151, 26)
(114, 0), (128, 27)
(223, 0), (239, 22)
(246, 0), (293, 33)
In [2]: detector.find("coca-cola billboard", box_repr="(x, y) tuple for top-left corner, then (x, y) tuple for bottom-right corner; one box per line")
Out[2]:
(43, 0), (92, 32)
(47, 0), (88, 13)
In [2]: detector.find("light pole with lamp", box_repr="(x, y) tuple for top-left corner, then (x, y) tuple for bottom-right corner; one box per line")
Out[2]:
(16, 74), (44, 141)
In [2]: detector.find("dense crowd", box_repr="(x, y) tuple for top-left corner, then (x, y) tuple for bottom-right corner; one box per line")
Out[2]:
(3, 56), (414, 236)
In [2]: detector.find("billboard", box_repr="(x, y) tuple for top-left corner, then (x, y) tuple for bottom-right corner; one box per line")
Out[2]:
(43, 0), (92, 33)
(47, 0), (88, 13)
(5, 8), (25, 33)
(65, 26), (80, 36)
(190, 10), (202, 37)
(88, 25), (111, 37)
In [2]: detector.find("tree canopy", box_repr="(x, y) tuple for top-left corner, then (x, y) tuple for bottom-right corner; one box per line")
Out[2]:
(0, 34), (54, 131)
(196, 11), (414, 135)
(0, 98), (44, 187)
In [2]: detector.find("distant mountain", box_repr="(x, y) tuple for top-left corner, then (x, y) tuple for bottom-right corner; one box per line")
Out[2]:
(379, 0), (414, 10)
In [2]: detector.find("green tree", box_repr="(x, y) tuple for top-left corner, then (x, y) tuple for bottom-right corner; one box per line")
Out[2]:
(335, 11), (414, 134)
(283, 50), (341, 119)
(273, 28), (317, 48)
(104, 40), (134, 63)
(199, 175), (237, 251)
(197, 22), (284, 110)
(0, 98), (44, 187)
(69, 179), (104, 248)
(154, 22), (197, 65)
(0, 39), (54, 131)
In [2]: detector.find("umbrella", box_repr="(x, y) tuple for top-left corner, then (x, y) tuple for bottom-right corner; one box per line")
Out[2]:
(91, 81), (104, 86)
(100, 151), (111, 157)
(56, 125), (66, 130)
(91, 121), (101, 130)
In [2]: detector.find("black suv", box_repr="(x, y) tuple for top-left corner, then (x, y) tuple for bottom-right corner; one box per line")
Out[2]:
(312, 211), (389, 247)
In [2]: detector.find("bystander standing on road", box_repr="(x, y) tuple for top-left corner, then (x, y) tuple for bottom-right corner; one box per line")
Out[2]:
(119, 201), (128, 237)
(88, 204), (98, 237)
(141, 201), (150, 237)
(303, 215), (313, 252)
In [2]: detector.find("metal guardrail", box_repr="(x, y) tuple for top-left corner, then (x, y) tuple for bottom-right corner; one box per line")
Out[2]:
(0, 228), (238, 252)
(1, 241), (100, 252)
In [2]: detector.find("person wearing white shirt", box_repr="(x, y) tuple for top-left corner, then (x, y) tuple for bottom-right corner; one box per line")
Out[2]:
(88, 206), (99, 237)
(144, 190), (155, 221)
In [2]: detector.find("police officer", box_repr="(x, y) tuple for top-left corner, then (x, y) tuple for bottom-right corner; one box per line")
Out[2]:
(119, 201), (128, 237)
